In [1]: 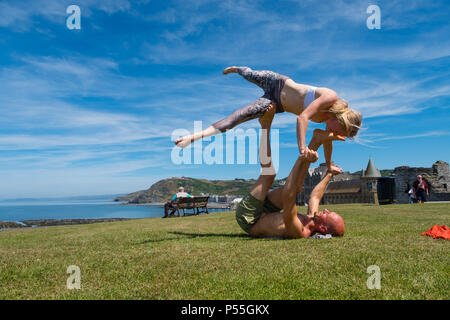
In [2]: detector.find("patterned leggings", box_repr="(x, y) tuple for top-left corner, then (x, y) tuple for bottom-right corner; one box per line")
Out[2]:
(212, 67), (289, 132)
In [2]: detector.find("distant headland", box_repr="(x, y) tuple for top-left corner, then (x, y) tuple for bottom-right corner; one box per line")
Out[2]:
(114, 176), (286, 204)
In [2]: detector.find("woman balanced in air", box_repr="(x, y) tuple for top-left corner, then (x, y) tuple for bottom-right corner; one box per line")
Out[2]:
(175, 66), (362, 169)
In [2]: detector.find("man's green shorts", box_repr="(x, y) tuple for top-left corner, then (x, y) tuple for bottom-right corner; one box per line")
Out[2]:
(235, 193), (281, 234)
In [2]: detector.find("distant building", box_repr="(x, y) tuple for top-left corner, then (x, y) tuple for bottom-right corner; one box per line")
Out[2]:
(229, 197), (243, 210)
(296, 158), (450, 205)
(296, 163), (327, 205)
(208, 195), (241, 203)
(323, 157), (382, 205)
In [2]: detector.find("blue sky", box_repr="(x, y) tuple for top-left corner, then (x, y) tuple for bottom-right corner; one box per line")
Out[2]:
(0, 0), (449, 198)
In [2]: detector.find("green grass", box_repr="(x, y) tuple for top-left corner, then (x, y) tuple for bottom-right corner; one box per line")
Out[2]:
(0, 203), (449, 299)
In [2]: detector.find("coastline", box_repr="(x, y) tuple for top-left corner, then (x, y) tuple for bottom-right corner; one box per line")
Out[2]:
(119, 202), (164, 206)
(0, 218), (132, 230)
(0, 203), (232, 230)
(119, 202), (231, 209)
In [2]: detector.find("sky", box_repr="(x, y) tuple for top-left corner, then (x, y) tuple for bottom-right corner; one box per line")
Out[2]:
(0, 0), (449, 198)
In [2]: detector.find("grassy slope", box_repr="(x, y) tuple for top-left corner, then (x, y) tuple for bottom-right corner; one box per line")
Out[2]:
(0, 203), (448, 300)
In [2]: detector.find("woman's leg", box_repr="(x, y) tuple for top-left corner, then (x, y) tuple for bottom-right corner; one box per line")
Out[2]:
(175, 126), (220, 148)
(175, 97), (273, 148)
(223, 66), (282, 93)
(212, 97), (272, 132)
(175, 67), (282, 148)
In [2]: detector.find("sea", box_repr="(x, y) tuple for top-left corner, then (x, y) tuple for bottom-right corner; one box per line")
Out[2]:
(0, 195), (226, 222)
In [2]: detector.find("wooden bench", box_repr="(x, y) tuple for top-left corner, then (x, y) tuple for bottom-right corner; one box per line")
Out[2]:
(175, 196), (210, 216)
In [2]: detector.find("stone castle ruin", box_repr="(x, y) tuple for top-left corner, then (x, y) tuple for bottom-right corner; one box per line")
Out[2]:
(297, 160), (450, 205)
(392, 161), (450, 203)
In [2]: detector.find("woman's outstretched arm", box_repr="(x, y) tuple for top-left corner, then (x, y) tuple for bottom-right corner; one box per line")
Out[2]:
(323, 140), (333, 170)
(296, 92), (337, 161)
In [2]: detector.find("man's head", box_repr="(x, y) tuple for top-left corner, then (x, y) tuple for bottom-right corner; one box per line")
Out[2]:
(178, 186), (185, 192)
(313, 208), (345, 236)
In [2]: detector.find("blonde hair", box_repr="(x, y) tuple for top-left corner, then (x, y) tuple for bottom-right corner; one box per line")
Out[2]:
(328, 98), (362, 138)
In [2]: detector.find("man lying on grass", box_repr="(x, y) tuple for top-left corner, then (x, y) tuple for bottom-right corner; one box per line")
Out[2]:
(236, 104), (346, 238)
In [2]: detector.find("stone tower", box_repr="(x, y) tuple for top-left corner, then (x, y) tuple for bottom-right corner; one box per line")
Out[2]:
(361, 157), (381, 204)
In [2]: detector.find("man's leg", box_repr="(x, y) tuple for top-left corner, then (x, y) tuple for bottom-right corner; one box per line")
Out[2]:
(169, 203), (178, 216)
(235, 105), (277, 233)
(164, 202), (170, 218)
(248, 105), (277, 201)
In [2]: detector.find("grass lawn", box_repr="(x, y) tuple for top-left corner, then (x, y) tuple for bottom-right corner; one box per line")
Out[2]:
(0, 203), (449, 300)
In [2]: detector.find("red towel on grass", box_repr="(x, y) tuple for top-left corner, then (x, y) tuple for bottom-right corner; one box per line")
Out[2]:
(421, 225), (450, 240)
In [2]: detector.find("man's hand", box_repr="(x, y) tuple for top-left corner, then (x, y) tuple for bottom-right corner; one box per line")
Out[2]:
(327, 164), (343, 176)
(307, 210), (317, 218)
(300, 147), (319, 162)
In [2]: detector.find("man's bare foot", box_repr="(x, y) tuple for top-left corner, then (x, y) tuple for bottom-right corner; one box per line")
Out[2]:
(259, 103), (276, 126)
(223, 66), (238, 75)
(175, 135), (193, 148)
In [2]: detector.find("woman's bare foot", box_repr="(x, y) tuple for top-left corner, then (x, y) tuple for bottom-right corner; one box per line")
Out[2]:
(259, 103), (276, 126)
(223, 66), (239, 75)
(175, 135), (193, 148)
(327, 164), (343, 176)
(313, 129), (346, 144)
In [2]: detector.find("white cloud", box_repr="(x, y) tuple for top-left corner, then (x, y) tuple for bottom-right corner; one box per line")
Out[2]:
(377, 131), (450, 141)
(138, 0), (450, 66)
(0, 0), (134, 31)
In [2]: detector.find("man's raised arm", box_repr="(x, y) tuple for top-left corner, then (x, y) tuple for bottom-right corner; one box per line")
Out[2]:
(307, 165), (342, 217)
(281, 129), (345, 238)
(282, 155), (315, 238)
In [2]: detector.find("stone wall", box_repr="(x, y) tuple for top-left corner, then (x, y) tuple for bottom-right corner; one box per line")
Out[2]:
(298, 162), (364, 205)
(296, 171), (322, 204)
(323, 192), (362, 204)
(393, 161), (450, 203)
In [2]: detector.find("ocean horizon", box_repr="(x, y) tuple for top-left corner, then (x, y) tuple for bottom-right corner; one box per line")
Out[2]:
(0, 196), (225, 222)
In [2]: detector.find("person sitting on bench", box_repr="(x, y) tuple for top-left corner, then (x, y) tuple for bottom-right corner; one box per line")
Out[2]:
(164, 187), (192, 218)
(235, 104), (345, 238)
